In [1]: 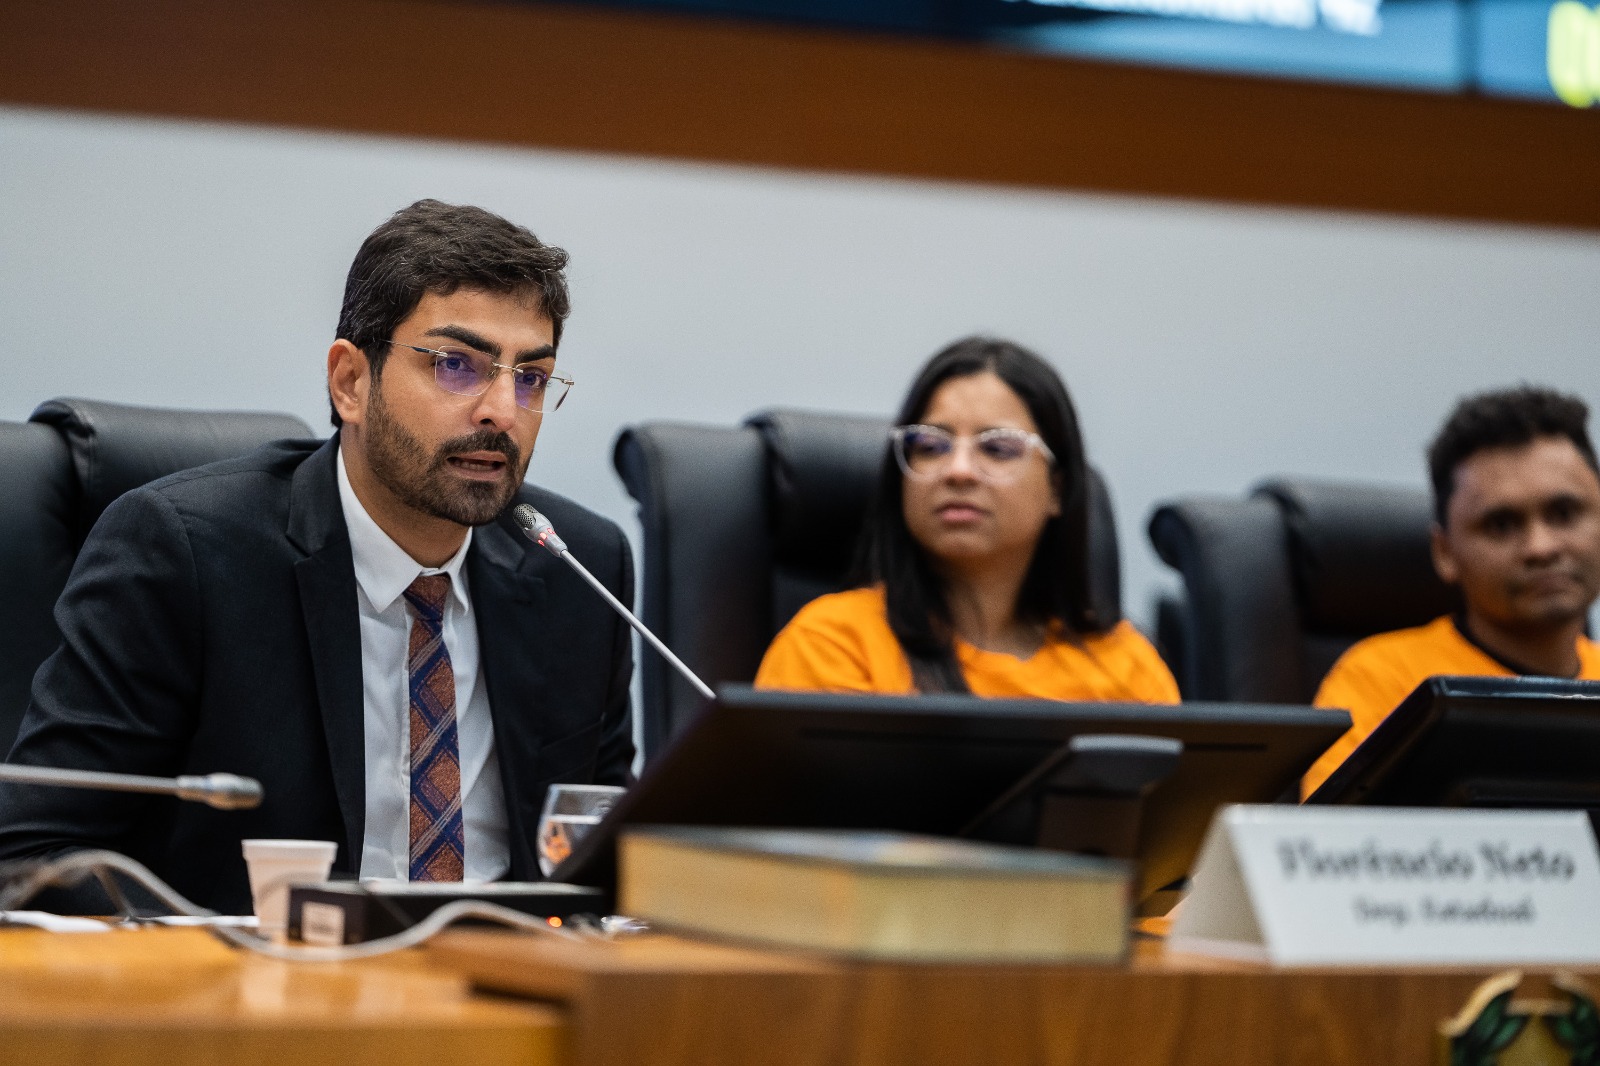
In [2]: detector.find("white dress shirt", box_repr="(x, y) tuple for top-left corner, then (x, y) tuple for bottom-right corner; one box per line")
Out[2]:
(336, 448), (510, 881)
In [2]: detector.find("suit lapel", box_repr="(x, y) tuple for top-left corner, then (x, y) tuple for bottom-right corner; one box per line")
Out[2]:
(470, 517), (547, 879)
(285, 438), (366, 871)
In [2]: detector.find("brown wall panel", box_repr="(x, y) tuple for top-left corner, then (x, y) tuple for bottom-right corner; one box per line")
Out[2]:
(2, 0), (1597, 228)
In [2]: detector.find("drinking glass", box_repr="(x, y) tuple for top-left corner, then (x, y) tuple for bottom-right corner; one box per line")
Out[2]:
(538, 784), (626, 877)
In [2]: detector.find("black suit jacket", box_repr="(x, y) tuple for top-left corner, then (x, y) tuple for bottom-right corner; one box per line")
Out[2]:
(0, 437), (635, 913)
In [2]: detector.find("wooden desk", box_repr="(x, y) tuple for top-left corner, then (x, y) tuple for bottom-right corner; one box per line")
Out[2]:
(432, 929), (1600, 1066)
(0, 926), (561, 1066)
(9, 923), (1594, 1066)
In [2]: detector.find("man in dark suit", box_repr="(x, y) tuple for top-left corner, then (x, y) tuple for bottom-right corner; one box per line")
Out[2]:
(0, 200), (634, 913)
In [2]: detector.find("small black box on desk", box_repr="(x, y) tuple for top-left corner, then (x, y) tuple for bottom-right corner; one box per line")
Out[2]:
(286, 881), (607, 945)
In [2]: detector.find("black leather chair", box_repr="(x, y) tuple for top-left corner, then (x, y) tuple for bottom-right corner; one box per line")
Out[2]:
(613, 408), (1125, 759)
(0, 421), (79, 763)
(1147, 478), (1456, 704)
(0, 398), (314, 752)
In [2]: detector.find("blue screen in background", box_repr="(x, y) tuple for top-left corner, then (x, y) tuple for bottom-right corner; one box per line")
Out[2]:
(547, 0), (1600, 108)
(987, 1), (1466, 92)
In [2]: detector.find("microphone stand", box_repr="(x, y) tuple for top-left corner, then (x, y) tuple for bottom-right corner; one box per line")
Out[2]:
(0, 764), (263, 810)
(512, 505), (718, 702)
(0, 766), (262, 919)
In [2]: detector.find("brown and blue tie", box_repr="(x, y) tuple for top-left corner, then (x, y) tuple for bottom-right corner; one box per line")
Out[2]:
(404, 574), (464, 881)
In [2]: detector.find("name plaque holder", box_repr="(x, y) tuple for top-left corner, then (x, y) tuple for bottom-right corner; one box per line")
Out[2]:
(1169, 805), (1600, 967)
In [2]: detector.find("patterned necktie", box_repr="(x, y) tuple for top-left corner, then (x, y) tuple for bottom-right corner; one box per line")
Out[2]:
(403, 574), (464, 882)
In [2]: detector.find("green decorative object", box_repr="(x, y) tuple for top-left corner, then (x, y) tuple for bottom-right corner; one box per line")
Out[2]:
(1440, 972), (1600, 1066)
(1545, 975), (1600, 1066)
(1450, 986), (1529, 1066)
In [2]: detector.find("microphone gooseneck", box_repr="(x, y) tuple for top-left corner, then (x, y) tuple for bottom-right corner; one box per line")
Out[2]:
(512, 505), (717, 702)
(0, 764), (264, 810)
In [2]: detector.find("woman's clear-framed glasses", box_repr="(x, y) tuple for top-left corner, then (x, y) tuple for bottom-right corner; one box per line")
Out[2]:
(890, 424), (1056, 484)
(380, 341), (574, 413)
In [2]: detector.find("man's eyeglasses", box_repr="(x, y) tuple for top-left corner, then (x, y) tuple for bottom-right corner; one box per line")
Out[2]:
(890, 424), (1055, 484)
(380, 341), (574, 413)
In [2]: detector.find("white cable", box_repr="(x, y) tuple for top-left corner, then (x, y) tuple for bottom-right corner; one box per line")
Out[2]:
(0, 850), (582, 960)
(0, 850), (212, 916)
(208, 897), (577, 960)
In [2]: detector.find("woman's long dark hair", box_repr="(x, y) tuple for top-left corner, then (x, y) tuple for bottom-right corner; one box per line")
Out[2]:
(853, 337), (1105, 693)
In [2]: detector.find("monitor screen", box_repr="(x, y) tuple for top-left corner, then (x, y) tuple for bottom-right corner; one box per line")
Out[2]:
(1305, 675), (1600, 809)
(547, 0), (1592, 108)
(556, 686), (1347, 899)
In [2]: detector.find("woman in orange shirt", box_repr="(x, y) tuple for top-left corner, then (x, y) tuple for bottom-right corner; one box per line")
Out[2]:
(755, 337), (1178, 703)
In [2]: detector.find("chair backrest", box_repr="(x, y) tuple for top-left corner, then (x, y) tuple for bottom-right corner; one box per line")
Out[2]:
(614, 407), (1124, 758)
(1148, 477), (1455, 703)
(0, 422), (79, 755)
(0, 398), (315, 753)
(30, 398), (315, 545)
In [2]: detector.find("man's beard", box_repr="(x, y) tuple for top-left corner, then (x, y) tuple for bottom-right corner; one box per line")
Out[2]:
(363, 387), (525, 528)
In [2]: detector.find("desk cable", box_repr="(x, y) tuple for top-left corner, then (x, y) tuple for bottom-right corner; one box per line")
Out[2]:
(0, 849), (593, 961)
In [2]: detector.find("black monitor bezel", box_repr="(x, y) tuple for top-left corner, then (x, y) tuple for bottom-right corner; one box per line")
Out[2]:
(556, 685), (1347, 899)
(1305, 674), (1600, 808)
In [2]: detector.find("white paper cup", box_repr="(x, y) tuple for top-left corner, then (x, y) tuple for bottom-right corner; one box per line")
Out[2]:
(241, 839), (338, 938)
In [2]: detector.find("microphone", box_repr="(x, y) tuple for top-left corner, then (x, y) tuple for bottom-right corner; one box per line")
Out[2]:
(512, 504), (717, 702)
(0, 764), (263, 810)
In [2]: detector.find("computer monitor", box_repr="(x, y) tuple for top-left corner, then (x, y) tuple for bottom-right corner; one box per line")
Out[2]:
(1305, 675), (1600, 809)
(555, 686), (1347, 900)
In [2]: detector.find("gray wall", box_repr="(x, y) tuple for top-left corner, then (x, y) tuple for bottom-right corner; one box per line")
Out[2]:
(5, 104), (1599, 631)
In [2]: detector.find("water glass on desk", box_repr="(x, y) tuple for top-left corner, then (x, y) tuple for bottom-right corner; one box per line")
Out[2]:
(538, 784), (626, 877)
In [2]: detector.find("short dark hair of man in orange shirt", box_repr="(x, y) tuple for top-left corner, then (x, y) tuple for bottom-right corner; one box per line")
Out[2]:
(1304, 386), (1600, 796)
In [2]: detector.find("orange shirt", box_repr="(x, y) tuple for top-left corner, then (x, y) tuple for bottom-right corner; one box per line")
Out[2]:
(754, 586), (1180, 703)
(1304, 615), (1600, 797)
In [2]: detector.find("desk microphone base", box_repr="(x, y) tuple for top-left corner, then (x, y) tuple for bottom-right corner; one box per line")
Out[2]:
(286, 880), (606, 945)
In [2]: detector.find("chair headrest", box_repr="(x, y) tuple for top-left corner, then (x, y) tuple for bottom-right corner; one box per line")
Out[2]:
(745, 409), (891, 575)
(30, 397), (316, 542)
(1254, 478), (1455, 634)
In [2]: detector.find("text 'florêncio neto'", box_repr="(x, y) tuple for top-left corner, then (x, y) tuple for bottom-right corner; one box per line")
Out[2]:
(1275, 839), (1577, 882)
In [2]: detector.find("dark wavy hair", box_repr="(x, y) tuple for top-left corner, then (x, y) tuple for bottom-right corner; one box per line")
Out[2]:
(330, 199), (571, 427)
(854, 337), (1105, 693)
(1428, 386), (1599, 524)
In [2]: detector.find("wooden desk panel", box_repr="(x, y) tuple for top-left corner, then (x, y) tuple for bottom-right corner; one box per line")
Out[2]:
(434, 929), (1600, 1066)
(0, 927), (562, 1066)
(434, 929), (847, 1066)
(837, 950), (1526, 1066)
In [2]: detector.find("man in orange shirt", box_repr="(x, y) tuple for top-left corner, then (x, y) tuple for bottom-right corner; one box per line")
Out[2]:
(1304, 387), (1600, 795)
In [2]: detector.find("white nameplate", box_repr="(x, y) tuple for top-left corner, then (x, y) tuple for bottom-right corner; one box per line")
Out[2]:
(1169, 805), (1600, 966)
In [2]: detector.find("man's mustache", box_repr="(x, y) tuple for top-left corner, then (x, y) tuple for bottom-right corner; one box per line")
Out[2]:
(434, 430), (522, 472)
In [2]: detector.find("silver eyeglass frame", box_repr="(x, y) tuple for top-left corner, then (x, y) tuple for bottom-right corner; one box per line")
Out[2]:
(379, 340), (574, 413)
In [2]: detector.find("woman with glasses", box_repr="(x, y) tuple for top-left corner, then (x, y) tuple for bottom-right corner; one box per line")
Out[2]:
(755, 336), (1178, 702)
